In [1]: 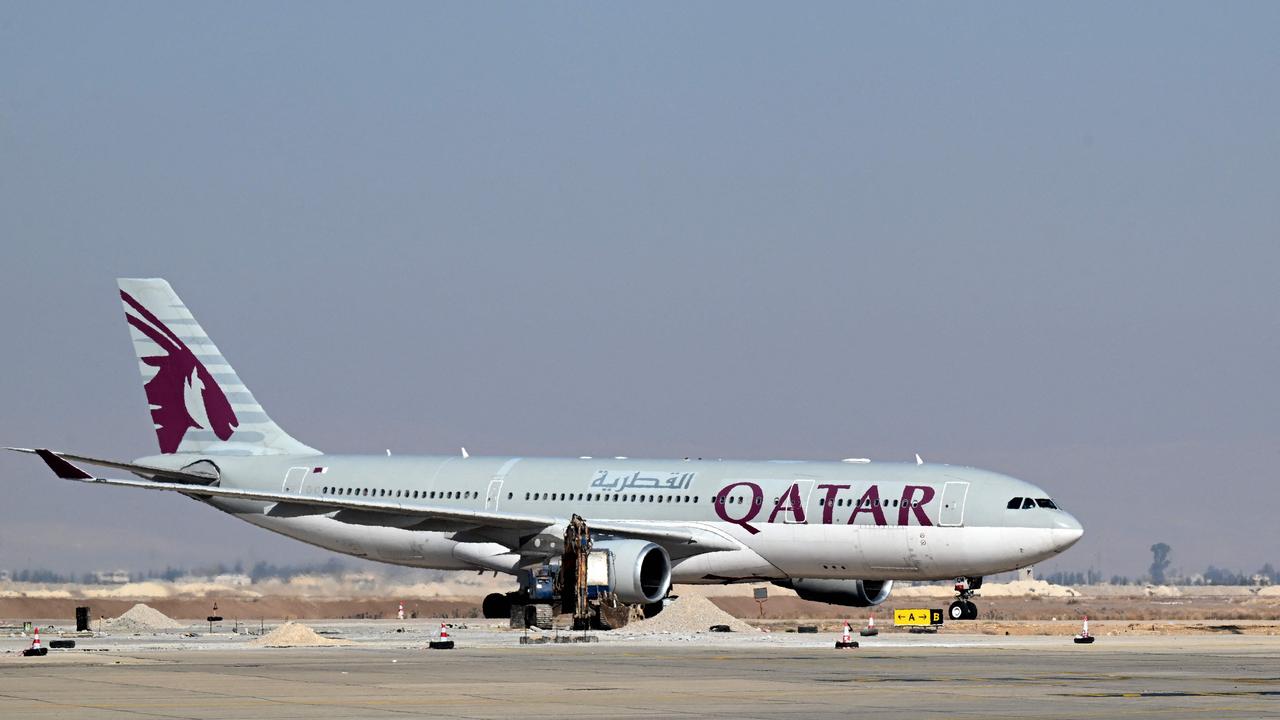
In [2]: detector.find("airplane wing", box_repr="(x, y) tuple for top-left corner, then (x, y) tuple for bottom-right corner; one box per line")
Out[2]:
(12, 449), (740, 554)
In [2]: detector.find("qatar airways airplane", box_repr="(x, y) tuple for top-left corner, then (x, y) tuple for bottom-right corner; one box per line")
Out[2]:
(12, 279), (1082, 625)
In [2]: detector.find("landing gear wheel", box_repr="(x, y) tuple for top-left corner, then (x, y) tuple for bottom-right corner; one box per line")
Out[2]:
(948, 601), (966, 621)
(482, 593), (512, 619)
(963, 601), (978, 620)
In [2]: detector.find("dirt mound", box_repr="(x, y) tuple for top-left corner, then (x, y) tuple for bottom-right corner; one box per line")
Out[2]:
(981, 580), (1079, 598)
(102, 603), (183, 632)
(1142, 585), (1183, 598)
(625, 595), (758, 635)
(251, 621), (352, 647)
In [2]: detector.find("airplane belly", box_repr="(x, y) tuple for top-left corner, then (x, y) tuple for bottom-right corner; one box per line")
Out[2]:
(670, 546), (778, 582)
(237, 514), (472, 570)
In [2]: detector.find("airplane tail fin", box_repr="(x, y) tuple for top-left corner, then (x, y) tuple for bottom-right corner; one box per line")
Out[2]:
(117, 278), (319, 456)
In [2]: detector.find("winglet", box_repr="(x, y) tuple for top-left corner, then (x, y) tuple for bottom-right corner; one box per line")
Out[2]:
(33, 449), (94, 480)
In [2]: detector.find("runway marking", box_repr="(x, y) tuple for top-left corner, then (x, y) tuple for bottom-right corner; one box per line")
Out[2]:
(1059, 690), (1280, 698)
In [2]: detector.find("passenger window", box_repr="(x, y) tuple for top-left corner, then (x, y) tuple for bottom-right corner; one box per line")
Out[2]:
(1007, 497), (1022, 509)
(1022, 498), (1036, 509)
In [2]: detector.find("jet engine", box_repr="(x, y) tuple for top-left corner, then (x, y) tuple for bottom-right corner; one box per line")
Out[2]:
(773, 578), (894, 607)
(592, 539), (672, 605)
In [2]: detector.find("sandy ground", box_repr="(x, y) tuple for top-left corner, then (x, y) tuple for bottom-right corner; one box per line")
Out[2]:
(3, 579), (1278, 632)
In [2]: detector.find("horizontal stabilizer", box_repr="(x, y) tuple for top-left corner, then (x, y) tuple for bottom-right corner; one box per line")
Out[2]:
(6, 448), (216, 484)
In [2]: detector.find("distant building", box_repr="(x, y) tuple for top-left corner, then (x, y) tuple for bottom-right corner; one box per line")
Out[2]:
(212, 574), (252, 587)
(94, 570), (131, 584)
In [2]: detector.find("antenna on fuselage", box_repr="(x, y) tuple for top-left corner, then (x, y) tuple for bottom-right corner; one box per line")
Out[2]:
(386, 449), (391, 456)
(915, 453), (924, 465)
(461, 447), (470, 459)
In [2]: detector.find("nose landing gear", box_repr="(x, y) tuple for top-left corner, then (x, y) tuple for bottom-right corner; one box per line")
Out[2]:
(947, 576), (982, 620)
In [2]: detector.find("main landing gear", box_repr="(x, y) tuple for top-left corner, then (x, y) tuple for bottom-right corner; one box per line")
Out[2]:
(948, 576), (982, 620)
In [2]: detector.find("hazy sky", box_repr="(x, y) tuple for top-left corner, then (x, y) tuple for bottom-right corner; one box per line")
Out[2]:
(2, 2), (1277, 579)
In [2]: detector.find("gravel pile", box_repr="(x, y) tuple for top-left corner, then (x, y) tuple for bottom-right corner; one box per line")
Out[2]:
(103, 603), (183, 632)
(624, 596), (758, 635)
(251, 621), (352, 647)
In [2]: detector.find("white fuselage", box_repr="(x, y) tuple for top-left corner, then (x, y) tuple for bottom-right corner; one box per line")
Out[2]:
(180, 453), (1083, 584)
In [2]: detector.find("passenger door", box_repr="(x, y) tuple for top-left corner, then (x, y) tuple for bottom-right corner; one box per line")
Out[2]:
(939, 481), (969, 526)
(485, 478), (503, 511)
(282, 466), (309, 494)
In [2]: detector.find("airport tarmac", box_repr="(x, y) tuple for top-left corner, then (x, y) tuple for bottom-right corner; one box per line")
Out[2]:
(3, 622), (1278, 719)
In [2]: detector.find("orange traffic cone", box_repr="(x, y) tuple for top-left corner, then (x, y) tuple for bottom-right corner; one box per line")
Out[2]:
(835, 619), (858, 649)
(430, 622), (455, 650)
(397, 601), (405, 621)
(860, 615), (879, 637)
(1073, 615), (1095, 644)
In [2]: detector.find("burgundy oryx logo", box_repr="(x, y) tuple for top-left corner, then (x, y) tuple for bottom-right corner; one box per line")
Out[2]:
(121, 290), (238, 453)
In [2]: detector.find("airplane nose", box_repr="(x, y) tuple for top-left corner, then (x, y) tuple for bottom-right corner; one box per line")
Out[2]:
(1051, 512), (1084, 551)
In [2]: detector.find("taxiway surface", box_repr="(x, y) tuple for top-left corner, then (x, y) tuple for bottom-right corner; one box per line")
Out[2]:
(3, 633), (1278, 719)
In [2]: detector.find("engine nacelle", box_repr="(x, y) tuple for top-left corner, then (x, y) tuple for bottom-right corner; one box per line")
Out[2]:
(774, 578), (894, 607)
(592, 539), (672, 605)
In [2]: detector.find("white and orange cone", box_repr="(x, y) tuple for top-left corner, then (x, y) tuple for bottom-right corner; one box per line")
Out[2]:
(397, 601), (405, 621)
(430, 622), (455, 649)
(1073, 615), (1095, 644)
(835, 619), (857, 648)
(22, 626), (47, 656)
(860, 615), (879, 637)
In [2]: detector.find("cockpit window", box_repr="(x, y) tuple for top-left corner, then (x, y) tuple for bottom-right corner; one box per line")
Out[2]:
(1007, 497), (1022, 509)
(1035, 498), (1057, 509)
(1021, 497), (1036, 509)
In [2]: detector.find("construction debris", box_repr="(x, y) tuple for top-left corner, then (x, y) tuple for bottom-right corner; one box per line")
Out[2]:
(250, 622), (352, 647)
(623, 596), (757, 635)
(102, 604), (183, 632)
